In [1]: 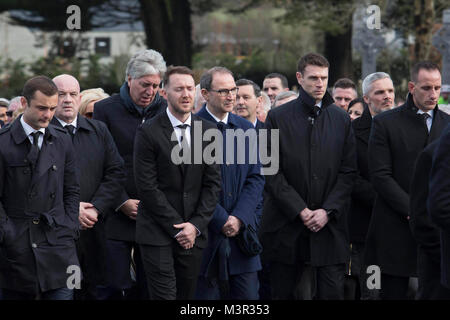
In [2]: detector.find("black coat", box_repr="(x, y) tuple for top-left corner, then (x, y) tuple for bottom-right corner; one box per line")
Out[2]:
(365, 94), (450, 277)
(0, 118), (80, 293)
(409, 140), (441, 264)
(428, 123), (450, 288)
(260, 86), (356, 266)
(133, 112), (221, 247)
(51, 115), (126, 286)
(349, 107), (376, 243)
(93, 93), (167, 241)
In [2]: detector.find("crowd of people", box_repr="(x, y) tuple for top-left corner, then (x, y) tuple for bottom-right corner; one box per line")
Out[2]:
(0, 48), (450, 301)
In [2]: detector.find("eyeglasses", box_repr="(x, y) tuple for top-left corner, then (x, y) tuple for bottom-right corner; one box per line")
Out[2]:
(209, 87), (239, 97)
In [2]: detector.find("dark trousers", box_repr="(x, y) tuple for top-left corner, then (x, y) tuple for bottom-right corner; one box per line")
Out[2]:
(140, 243), (203, 300)
(344, 242), (380, 300)
(101, 239), (148, 300)
(2, 288), (73, 300)
(196, 272), (260, 300)
(380, 273), (410, 300)
(271, 262), (345, 300)
(417, 248), (450, 300)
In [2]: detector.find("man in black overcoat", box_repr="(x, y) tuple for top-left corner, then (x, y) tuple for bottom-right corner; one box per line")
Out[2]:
(93, 49), (167, 299)
(365, 61), (450, 299)
(51, 74), (126, 300)
(0, 76), (80, 300)
(260, 53), (356, 300)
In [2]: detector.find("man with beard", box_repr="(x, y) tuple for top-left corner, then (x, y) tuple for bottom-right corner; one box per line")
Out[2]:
(134, 66), (221, 300)
(345, 72), (395, 300)
(51, 74), (126, 300)
(93, 49), (168, 299)
(260, 53), (356, 300)
(235, 79), (264, 129)
(365, 61), (450, 299)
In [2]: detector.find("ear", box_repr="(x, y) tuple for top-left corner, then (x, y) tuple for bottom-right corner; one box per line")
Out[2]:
(127, 75), (132, 87)
(408, 81), (415, 94)
(160, 88), (167, 99)
(201, 88), (209, 101)
(21, 96), (28, 108)
(363, 95), (369, 105)
(296, 72), (303, 85)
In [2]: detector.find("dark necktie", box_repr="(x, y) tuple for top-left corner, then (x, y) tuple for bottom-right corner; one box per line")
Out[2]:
(29, 131), (42, 166)
(177, 124), (189, 144)
(64, 124), (75, 139)
(313, 105), (321, 117)
(421, 113), (430, 132)
(217, 122), (226, 132)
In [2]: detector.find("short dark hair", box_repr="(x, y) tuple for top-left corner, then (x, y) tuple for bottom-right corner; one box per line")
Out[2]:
(22, 76), (58, 105)
(200, 66), (234, 91)
(263, 73), (288, 89)
(163, 65), (194, 87)
(410, 61), (440, 82)
(236, 79), (261, 97)
(297, 53), (329, 74)
(333, 78), (356, 90)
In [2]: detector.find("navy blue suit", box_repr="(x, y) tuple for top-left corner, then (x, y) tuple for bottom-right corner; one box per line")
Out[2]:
(195, 106), (265, 299)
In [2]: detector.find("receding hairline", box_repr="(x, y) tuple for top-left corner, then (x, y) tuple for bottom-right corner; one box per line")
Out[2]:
(52, 74), (80, 91)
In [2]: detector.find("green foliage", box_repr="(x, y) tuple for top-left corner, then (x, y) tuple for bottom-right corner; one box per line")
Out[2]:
(0, 54), (128, 99)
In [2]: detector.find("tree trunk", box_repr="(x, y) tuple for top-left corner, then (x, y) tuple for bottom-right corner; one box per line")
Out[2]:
(412, 0), (435, 63)
(324, 26), (353, 87)
(139, 0), (192, 67)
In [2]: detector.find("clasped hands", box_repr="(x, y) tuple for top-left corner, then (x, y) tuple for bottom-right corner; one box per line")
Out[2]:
(300, 208), (329, 232)
(79, 202), (99, 229)
(222, 215), (242, 238)
(174, 222), (197, 250)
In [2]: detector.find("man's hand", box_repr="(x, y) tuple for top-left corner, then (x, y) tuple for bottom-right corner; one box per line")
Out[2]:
(299, 207), (314, 223)
(222, 215), (242, 237)
(79, 202), (99, 229)
(173, 222), (197, 249)
(119, 199), (140, 220)
(304, 209), (329, 232)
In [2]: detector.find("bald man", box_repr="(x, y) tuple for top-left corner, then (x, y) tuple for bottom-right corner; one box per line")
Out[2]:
(51, 74), (126, 300)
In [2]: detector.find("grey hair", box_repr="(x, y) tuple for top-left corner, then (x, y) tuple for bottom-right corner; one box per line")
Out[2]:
(362, 72), (392, 96)
(125, 49), (167, 81)
(273, 90), (298, 105)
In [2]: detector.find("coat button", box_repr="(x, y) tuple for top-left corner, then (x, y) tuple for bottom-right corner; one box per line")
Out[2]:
(32, 243), (37, 248)
(23, 159), (28, 164)
(50, 193), (56, 199)
(23, 169), (30, 174)
(52, 165), (57, 171)
(183, 192), (188, 198)
(32, 218), (40, 225)
(228, 192), (232, 197)
(312, 174), (318, 180)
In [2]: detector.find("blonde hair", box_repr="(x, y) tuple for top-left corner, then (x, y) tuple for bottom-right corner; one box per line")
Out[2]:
(80, 88), (109, 116)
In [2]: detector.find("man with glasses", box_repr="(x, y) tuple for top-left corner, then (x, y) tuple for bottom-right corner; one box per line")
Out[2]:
(195, 66), (265, 300)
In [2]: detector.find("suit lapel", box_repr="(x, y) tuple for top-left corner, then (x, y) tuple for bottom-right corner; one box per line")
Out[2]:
(31, 128), (57, 186)
(429, 109), (448, 144)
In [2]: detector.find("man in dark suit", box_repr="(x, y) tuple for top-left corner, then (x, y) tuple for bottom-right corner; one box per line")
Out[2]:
(428, 124), (450, 292)
(345, 72), (395, 300)
(410, 140), (450, 299)
(0, 76), (80, 300)
(365, 61), (450, 299)
(260, 53), (356, 300)
(51, 74), (126, 300)
(93, 49), (167, 299)
(235, 79), (265, 129)
(134, 66), (221, 300)
(195, 66), (265, 300)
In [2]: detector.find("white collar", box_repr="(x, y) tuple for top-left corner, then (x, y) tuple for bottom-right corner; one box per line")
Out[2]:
(206, 105), (229, 124)
(20, 116), (45, 136)
(56, 116), (78, 128)
(166, 107), (191, 128)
